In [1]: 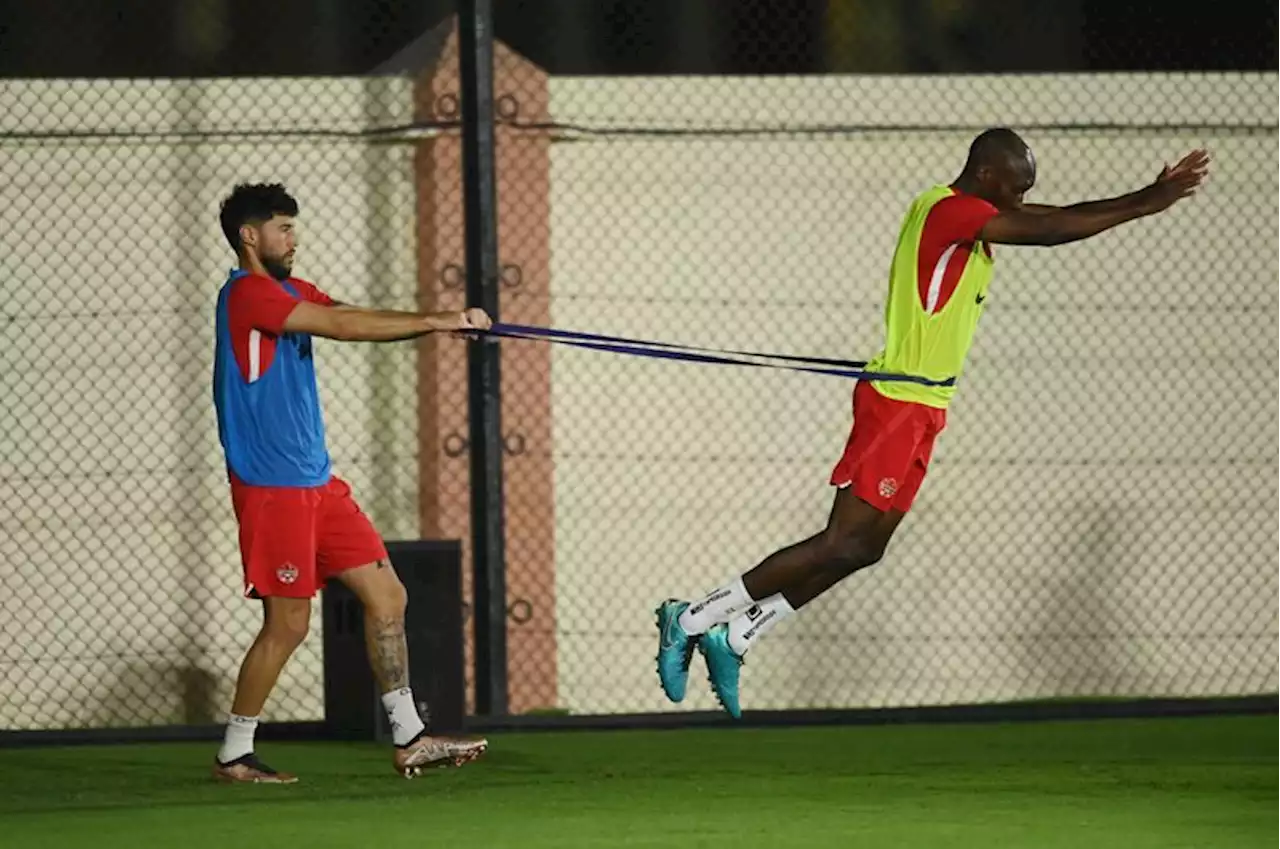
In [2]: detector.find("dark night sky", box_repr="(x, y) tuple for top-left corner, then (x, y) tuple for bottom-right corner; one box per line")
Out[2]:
(0, 0), (1273, 77)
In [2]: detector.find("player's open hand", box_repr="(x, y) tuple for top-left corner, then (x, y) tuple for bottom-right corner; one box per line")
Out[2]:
(1142, 149), (1210, 213)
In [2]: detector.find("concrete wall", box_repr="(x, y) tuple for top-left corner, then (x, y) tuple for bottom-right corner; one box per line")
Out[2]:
(546, 72), (1279, 712)
(0, 71), (1274, 729)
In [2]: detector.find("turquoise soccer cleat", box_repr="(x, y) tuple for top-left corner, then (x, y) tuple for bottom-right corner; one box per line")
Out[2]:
(699, 623), (744, 719)
(654, 599), (695, 702)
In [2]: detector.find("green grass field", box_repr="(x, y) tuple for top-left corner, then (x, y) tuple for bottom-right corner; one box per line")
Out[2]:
(2, 715), (1273, 849)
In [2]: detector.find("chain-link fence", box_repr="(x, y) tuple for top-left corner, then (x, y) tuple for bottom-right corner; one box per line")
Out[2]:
(0, 73), (432, 729)
(492, 5), (1279, 715)
(509, 73), (1280, 714)
(1, 5), (1277, 733)
(0, 11), (556, 732)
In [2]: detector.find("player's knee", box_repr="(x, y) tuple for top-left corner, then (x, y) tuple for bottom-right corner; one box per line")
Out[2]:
(263, 603), (311, 647)
(363, 567), (408, 621)
(822, 530), (886, 576)
(856, 541), (888, 571)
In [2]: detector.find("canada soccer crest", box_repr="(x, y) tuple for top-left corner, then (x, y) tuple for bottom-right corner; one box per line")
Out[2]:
(276, 562), (299, 584)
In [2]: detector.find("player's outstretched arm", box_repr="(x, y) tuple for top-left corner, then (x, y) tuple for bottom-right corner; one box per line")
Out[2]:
(980, 149), (1209, 246)
(282, 302), (492, 342)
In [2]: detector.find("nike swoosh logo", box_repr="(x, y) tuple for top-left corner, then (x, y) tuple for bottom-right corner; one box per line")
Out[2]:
(660, 609), (680, 650)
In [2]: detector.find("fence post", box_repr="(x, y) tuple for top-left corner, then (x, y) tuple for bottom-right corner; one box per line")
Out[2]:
(457, 0), (509, 717)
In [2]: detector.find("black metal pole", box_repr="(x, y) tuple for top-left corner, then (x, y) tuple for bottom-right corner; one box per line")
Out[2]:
(457, 0), (508, 717)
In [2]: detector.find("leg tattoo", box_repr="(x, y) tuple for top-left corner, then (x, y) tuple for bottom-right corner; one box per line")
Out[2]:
(367, 615), (409, 692)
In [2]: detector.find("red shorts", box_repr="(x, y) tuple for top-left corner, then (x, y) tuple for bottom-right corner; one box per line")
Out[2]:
(829, 381), (947, 513)
(229, 475), (388, 599)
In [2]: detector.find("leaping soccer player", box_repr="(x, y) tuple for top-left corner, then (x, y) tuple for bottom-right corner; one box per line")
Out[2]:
(655, 128), (1210, 718)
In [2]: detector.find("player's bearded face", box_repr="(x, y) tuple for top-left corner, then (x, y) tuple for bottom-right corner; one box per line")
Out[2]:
(256, 216), (297, 281)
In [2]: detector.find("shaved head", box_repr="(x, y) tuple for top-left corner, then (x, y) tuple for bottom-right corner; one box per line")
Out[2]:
(965, 127), (1031, 172)
(955, 127), (1036, 211)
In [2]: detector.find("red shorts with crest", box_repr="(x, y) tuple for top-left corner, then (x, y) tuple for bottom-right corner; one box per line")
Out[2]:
(229, 475), (388, 599)
(829, 381), (947, 513)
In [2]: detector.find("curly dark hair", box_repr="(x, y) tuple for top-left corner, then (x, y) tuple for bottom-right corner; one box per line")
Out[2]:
(218, 183), (299, 251)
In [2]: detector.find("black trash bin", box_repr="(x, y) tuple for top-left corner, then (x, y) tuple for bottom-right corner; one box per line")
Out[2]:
(321, 539), (465, 740)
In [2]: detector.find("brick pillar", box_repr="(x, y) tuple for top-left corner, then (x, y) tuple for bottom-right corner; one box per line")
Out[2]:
(412, 23), (556, 715)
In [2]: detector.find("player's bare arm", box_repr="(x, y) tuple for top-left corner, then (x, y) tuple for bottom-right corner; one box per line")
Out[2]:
(281, 302), (493, 342)
(981, 149), (1209, 246)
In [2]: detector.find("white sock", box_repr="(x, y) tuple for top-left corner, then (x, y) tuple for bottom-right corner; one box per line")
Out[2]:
(727, 593), (795, 656)
(217, 714), (259, 764)
(381, 687), (427, 747)
(678, 576), (755, 635)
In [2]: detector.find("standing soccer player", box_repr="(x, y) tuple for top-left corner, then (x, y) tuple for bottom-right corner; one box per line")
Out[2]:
(211, 183), (491, 781)
(655, 129), (1210, 717)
